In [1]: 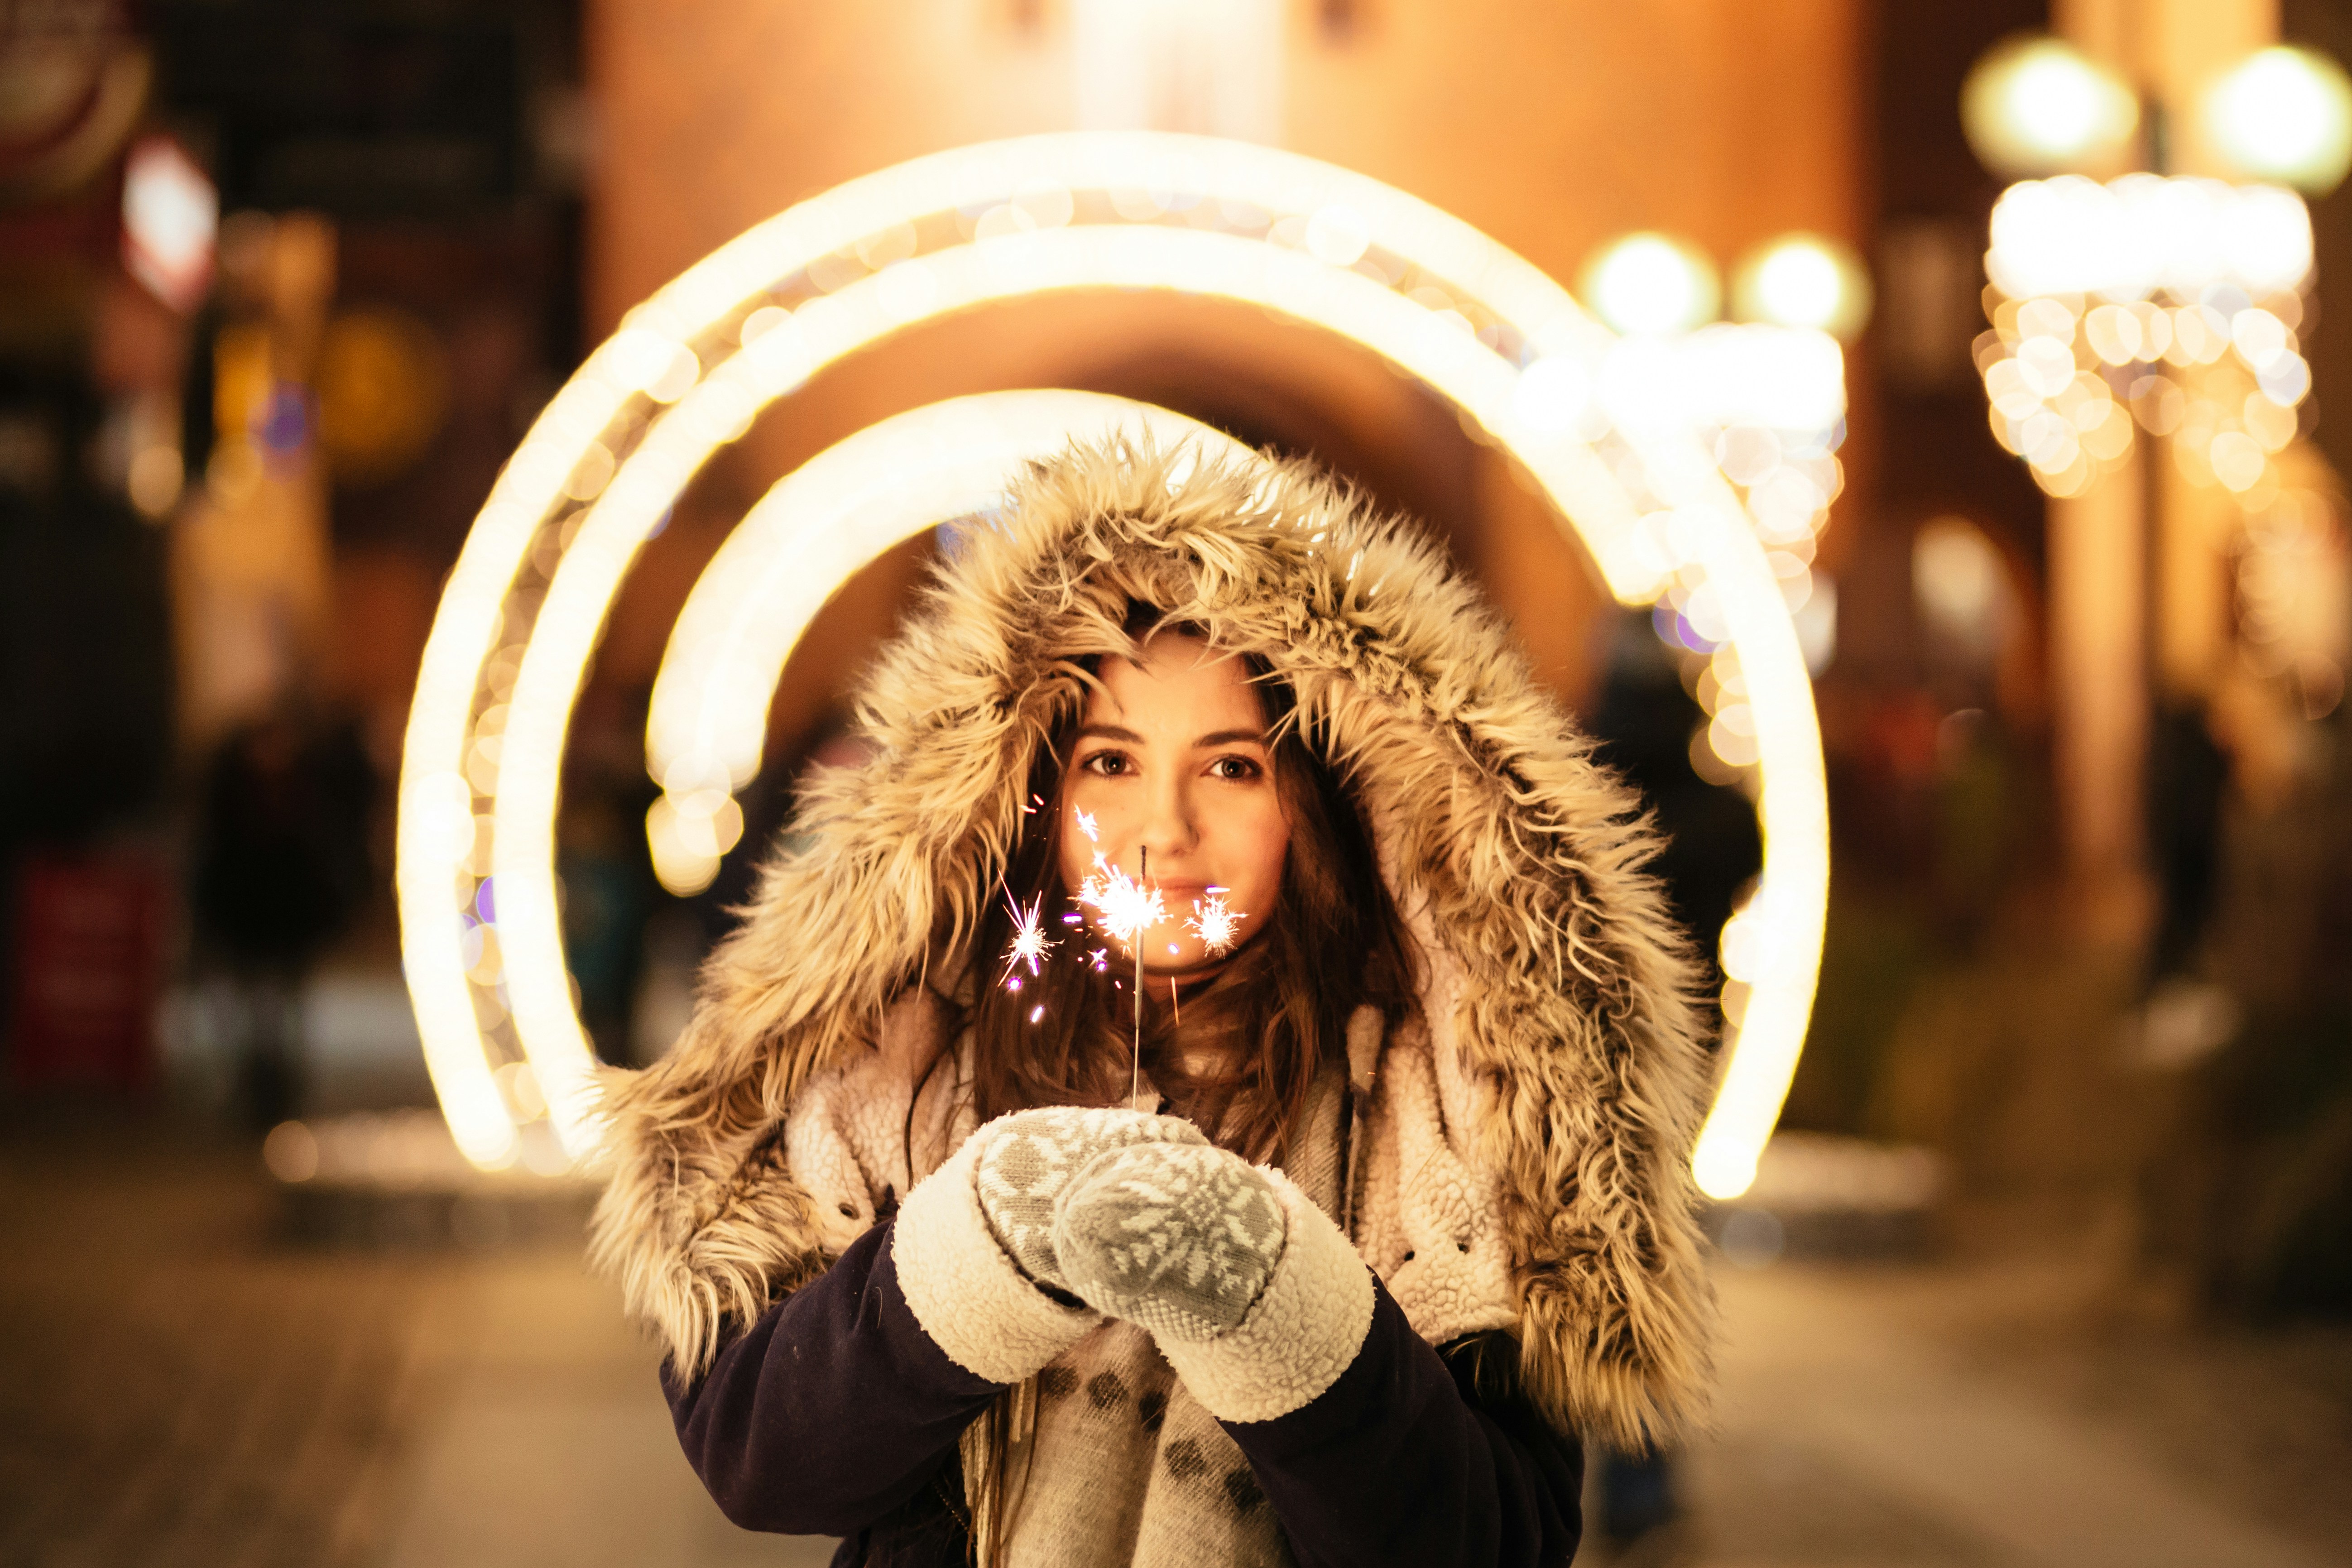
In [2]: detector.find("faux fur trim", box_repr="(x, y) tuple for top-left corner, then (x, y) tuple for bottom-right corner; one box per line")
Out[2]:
(589, 436), (1716, 1447)
(1157, 1169), (1374, 1424)
(892, 1124), (1102, 1383)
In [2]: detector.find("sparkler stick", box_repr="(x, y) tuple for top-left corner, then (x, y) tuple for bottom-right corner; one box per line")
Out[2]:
(1070, 839), (1164, 1104)
(1133, 848), (1146, 1103)
(1061, 834), (1253, 1108)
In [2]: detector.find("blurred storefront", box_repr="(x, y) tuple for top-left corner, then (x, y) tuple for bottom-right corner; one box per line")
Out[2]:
(2, 0), (587, 1110)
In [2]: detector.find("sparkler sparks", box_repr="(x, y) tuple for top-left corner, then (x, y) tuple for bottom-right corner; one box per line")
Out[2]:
(1075, 852), (1165, 953)
(999, 891), (1057, 984)
(1186, 889), (1242, 955)
(1074, 808), (1099, 844)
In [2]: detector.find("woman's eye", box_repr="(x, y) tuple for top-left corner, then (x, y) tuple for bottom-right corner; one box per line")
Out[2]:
(1209, 755), (1262, 782)
(1082, 751), (1131, 777)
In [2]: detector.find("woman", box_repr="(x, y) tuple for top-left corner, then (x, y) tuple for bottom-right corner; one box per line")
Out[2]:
(591, 440), (1716, 1567)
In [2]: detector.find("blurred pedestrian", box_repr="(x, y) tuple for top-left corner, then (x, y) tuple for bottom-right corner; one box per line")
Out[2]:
(2146, 699), (2231, 986)
(188, 706), (374, 1127)
(1586, 611), (1764, 1007)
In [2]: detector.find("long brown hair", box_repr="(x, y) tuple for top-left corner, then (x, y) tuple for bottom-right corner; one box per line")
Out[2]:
(965, 618), (1411, 1162)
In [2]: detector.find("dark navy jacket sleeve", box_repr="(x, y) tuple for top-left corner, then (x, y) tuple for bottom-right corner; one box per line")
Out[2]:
(1224, 1280), (1585, 1568)
(662, 1219), (1000, 1539)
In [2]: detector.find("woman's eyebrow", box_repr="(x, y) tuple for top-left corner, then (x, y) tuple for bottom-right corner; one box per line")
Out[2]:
(1191, 727), (1267, 748)
(1076, 723), (1143, 743)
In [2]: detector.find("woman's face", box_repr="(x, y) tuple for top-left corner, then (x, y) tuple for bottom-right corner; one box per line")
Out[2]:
(1058, 633), (1289, 977)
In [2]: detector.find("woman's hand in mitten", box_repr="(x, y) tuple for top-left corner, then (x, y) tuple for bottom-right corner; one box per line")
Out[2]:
(1051, 1141), (1287, 1342)
(973, 1107), (1205, 1294)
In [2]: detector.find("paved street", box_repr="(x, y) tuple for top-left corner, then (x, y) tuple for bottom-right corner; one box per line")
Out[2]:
(1661, 1263), (2351, 1568)
(5, 1117), (2347, 1568)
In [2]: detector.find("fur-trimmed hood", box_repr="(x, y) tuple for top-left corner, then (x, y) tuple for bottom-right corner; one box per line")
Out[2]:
(590, 438), (1717, 1447)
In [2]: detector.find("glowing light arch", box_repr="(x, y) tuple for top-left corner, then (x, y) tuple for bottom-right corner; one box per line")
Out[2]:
(396, 131), (1828, 1199)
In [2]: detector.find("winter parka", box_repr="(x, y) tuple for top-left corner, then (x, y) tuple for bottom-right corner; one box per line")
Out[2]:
(587, 439), (1718, 1566)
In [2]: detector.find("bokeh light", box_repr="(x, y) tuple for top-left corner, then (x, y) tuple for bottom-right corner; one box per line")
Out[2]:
(120, 135), (217, 313)
(2201, 46), (2352, 195)
(1913, 516), (2011, 649)
(2237, 488), (2350, 718)
(1961, 34), (2140, 178)
(1581, 233), (1722, 336)
(1977, 168), (2318, 504)
(1978, 266), (2315, 502)
(1732, 233), (1872, 340)
(1987, 174), (2313, 301)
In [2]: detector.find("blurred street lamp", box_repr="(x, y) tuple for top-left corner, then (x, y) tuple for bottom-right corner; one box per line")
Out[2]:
(1963, 20), (2352, 901)
(1962, 35), (2141, 179)
(2199, 46), (2352, 194)
(1966, 29), (2333, 503)
(1574, 230), (1861, 630)
(1581, 232), (1720, 336)
(1732, 233), (1872, 341)
(1965, 29), (2337, 505)
(1573, 226), (1858, 960)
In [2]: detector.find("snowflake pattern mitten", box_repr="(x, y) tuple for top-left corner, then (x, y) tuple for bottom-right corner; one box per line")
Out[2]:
(974, 1107), (1206, 1293)
(1052, 1141), (1288, 1343)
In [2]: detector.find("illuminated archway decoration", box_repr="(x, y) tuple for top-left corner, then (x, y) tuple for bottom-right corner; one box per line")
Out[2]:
(396, 131), (1829, 1199)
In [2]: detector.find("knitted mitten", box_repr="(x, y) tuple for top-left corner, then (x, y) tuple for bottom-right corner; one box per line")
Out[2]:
(974, 1107), (1205, 1293)
(1052, 1141), (1288, 1343)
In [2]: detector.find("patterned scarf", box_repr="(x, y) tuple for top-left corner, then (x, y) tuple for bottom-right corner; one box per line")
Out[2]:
(959, 1069), (1349, 1568)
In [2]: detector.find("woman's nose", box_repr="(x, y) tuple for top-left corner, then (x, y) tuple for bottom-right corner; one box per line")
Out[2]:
(1135, 772), (1197, 861)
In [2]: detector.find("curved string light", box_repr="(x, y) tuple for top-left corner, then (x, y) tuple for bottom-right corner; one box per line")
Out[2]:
(397, 131), (1829, 1198)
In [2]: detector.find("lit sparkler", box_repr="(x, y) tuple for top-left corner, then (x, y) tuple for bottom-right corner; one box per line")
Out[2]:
(1073, 846), (1165, 1103)
(1069, 846), (1250, 1104)
(999, 890), (1057, 984)
(1074, 852), (1165, 954)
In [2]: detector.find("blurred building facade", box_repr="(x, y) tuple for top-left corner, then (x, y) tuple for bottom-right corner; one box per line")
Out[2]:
(585, 0), (1864, 744)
